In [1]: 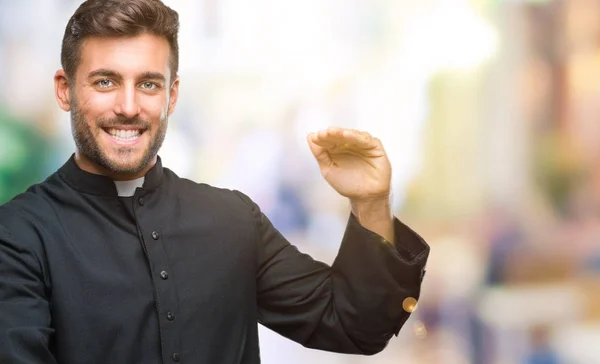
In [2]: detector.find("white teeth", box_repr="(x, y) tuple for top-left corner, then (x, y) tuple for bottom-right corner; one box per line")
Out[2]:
(107, 128), (142, 141)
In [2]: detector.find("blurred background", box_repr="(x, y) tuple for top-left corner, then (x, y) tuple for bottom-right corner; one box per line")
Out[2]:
(1, 0), (600, 362)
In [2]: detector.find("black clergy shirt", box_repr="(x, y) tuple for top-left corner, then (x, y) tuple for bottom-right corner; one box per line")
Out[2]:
(0, 154), (429, 364)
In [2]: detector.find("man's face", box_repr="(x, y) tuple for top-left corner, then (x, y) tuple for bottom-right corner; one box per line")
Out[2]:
(64, 33), (178, 176)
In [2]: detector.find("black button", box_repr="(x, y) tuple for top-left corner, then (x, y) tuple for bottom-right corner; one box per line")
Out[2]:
(152, 231), (160, 240)
(172, 353), (180, 362)
(138, 197), (145, 206)
(160, 270), (169, 280)
(167, 312), (175, 321)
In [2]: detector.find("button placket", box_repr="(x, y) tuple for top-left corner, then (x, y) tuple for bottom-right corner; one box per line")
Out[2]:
(136, 205), (180, 362)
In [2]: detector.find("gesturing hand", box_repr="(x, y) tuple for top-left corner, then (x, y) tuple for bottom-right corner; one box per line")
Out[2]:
(307, 127), (391, 204)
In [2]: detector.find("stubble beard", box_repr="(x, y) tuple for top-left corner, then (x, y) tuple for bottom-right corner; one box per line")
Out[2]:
(70, 98), (168, 175)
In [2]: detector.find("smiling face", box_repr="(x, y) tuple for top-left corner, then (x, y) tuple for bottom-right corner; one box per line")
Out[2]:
(54, 33), (179, 180)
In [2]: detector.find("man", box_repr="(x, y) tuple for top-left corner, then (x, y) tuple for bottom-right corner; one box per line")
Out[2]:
(0, 1), (429, 363)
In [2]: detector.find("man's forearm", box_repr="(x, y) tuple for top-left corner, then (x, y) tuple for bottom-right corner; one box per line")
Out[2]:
(350, 197), (395, 243)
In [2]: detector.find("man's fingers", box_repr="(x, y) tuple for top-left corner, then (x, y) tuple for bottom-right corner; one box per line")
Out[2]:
(341, 129), (377, 149)
(310, 132), (338, 149)
(307, 133), (332, 166)
(312, 128), (380, 151)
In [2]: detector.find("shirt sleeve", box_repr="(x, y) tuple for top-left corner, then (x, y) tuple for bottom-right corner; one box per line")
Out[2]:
(0, 223), (58, 363)
(234, 190), (429, 355)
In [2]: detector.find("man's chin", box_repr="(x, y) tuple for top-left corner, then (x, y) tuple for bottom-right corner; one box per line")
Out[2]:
(101, 154), (151, 176)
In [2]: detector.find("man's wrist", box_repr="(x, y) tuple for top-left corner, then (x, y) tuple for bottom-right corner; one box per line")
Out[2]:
(350, 195), (394, 243)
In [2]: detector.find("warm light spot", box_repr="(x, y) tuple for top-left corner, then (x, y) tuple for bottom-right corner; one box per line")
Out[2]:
(413, 320), (427, 339)
(403, 297), (418, 313)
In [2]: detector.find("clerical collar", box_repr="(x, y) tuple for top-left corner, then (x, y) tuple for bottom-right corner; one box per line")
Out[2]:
(114, 177), (145, 197)
(58, 154), (164, 197)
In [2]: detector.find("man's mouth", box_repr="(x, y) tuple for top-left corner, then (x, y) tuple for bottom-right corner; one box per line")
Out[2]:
(103, 127), (146, 143)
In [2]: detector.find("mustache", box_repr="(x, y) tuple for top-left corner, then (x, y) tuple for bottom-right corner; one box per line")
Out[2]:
(97, 116), (151, 129)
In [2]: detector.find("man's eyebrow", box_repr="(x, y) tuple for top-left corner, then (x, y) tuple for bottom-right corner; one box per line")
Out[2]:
(87, 69), (122, 79)
(139, 72), (166, 82)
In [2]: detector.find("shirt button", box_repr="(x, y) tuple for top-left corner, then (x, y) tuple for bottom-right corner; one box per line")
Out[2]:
(138, 197), (145, 206)
(152, 231), (160, 240)
(160, 270), (169, 280)
(172, 353), (180, 362)
(167, 312), (175, 321)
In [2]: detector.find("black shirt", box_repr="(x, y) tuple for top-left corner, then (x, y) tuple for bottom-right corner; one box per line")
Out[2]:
(0, 155), (429, 364)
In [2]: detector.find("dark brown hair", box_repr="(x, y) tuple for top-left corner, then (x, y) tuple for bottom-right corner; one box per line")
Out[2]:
(61, 0), (179, 82)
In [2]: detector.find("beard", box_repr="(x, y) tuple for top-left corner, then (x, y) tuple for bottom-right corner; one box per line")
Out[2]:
(70, 98), (168, 175)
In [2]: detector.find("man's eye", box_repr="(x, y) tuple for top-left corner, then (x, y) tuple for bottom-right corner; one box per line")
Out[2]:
(97, 79), (113, 88)
(141, 82), (157, 90)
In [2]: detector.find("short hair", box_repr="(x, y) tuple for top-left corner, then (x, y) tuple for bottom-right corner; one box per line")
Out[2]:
(61, 0), (179, 82)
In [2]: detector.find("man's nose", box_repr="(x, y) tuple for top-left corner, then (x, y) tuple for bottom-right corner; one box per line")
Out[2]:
(114, 85), (141, 119)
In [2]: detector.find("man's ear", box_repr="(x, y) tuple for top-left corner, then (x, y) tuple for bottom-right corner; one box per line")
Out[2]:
(167, 76), (179, 116)
(54, 69), (71, 112)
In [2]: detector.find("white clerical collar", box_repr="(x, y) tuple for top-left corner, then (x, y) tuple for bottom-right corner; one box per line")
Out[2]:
(113, 177), (145, 197)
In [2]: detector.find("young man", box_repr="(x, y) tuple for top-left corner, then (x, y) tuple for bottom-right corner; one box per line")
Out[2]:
(0, 1), (429, 363)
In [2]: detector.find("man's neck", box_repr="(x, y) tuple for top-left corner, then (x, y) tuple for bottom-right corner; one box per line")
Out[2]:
(74, 152), (156, 181)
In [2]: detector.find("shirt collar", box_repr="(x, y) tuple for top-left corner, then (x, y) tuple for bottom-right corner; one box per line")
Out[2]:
(58, 154), (164, 197)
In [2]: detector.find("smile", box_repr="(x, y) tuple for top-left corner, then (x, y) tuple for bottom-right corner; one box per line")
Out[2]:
(103, 127), (146, 145)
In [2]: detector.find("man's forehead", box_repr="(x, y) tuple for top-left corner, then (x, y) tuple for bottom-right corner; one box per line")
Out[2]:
(78, 34), (171, 77)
